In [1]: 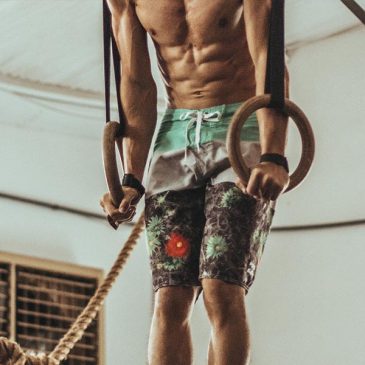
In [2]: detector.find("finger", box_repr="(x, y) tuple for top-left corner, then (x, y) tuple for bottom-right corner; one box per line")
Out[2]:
(122, 205), (136, 220)
(246, 170), (261, 199)
(119, 198), (137, 214)
(269, 184), (283, 201)
(123, 207), (136, 222)
(99, 193), (110, 211)
(130, 191), (141, 205)
(235, 178), (247, 194)
(261, 178), (273, 201)
(120, 188), (141, 212)
(109, 211), (126, 223)
(118, 188), (138, 211)
(102, 198), (120, 217)
(119, 198), (131, 214)
(99, 200), (107, 214)
(115, 206), (136, 223)
(119, 194), (134, 213)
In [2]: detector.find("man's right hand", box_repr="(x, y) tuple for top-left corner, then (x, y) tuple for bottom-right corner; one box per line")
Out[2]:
(100, 186), (141, 227)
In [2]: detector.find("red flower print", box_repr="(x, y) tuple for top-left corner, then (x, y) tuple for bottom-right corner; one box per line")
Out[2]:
(165, 232), (190, 258)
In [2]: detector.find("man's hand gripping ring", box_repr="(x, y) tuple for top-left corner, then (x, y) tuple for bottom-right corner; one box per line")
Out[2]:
(226, 95), (315, 193)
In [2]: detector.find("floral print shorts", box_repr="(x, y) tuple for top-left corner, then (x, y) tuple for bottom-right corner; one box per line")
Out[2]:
(144, 102), (275, 294)
(145, 183), (274, 294)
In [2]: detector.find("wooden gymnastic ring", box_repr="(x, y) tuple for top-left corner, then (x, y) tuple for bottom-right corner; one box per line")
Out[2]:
(226, 94), (315, 193)
(102, 121), (124, 207)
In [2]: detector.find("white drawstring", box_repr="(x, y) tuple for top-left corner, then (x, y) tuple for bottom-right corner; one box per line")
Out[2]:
(180, 110), (222, 163)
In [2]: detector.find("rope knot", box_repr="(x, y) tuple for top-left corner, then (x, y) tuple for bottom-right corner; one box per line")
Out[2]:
(0, 337), (53, 365)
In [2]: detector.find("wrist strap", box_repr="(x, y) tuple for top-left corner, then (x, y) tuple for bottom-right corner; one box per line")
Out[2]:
(122, 174), (145, 197)
(260, 153), (289, 173)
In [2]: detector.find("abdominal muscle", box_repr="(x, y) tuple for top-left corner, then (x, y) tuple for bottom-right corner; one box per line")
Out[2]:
(135, 0), (256, 109)
(158, 40), (256, 109)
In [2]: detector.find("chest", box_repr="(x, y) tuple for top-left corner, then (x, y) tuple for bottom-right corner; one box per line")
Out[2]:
(135, 0), (244, 45)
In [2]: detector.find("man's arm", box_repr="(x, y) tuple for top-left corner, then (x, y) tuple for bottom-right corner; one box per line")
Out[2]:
(108, 0), (157, 182)
(242, 0), (289, 200)
(244, 0), (289, 155)
(101, 0), (157, 221)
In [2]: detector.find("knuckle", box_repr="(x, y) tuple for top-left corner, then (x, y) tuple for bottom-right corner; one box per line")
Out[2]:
(272, 181), (282, 190)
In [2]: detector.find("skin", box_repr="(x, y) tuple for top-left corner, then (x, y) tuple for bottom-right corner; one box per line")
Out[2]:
(100, 0), (290, 363)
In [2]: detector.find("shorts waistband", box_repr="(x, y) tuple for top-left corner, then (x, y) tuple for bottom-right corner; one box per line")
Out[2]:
(162, 102), (244, 123)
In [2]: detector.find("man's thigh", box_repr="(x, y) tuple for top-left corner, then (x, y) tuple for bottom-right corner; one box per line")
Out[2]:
(199, 182), (275, 293)
(144, 187), (206, 292)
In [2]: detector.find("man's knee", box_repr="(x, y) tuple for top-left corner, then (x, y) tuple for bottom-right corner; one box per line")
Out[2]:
(202, 279), (246, 325)
(153, 286), (197, 325)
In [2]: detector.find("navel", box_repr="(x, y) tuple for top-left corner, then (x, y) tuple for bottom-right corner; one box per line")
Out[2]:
(193, 90), (203, 97)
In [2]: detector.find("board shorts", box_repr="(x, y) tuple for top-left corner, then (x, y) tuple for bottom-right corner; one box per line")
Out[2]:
(144, 102), (275, 295)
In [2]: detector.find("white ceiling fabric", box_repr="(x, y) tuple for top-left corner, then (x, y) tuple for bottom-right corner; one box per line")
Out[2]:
(0, 0), (363, 94)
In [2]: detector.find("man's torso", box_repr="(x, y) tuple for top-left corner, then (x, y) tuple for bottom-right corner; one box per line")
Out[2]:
(134, 0), (256, 109)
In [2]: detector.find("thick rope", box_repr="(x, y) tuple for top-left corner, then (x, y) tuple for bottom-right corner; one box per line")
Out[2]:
(0, 337), (51, 365)
(0, 213), (145, 365)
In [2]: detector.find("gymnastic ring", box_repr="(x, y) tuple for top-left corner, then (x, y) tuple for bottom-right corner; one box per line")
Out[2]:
(102, 121), (124, 207)
(226, 94), (315, 193)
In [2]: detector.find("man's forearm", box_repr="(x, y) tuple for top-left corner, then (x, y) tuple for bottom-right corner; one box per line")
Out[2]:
(255, 59), (289, 155)
(120, 77), (157, 182)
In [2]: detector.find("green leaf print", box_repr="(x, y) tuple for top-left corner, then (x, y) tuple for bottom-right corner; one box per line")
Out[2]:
(162, 258), (185, 271)
(206, 235), (229, 259)
(146, 230), (160, 255)
(154, 192), (168, 207)
(164, 208), (176, 218)
(219, 187), (242, 208)
(147, 216), (164, 236)
(146, 216), (165, 255)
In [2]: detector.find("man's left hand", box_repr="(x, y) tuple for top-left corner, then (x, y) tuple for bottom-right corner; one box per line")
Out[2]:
(236, 162), (289, 201)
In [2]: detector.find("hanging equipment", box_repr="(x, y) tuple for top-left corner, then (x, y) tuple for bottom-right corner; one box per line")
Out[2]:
(102, 0), (126, 215)
(101, 1), (146, 227)
(227, 0), (315, 192)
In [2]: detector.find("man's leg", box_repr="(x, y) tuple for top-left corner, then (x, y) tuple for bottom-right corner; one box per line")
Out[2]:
(148, 286), (199, 365)
(198, 180), (274, 364)
(203, 279), (250, 365)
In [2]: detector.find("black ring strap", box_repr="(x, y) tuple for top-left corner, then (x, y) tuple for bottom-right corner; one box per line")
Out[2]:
(103, 0), (125, 136)
(264, 0), (286, 111)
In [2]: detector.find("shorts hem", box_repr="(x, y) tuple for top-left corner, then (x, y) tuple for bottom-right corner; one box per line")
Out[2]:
(152, 273), (201, 292)
(198, 274), (250, 294)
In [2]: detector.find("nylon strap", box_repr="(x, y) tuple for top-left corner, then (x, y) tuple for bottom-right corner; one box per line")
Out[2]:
(103, 0), (125, 135)
(264, 0), (285, 110)
(340, 0), (365, 24)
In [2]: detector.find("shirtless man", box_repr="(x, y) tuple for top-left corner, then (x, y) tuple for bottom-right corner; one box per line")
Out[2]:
(100, 1), (289, 364)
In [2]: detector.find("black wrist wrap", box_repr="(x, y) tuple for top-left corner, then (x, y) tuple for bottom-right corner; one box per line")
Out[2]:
(260, 153), (289, 173)
(122, 174), (145, 197)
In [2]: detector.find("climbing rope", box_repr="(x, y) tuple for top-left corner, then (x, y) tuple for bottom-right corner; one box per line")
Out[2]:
(0, 213), (145, 365)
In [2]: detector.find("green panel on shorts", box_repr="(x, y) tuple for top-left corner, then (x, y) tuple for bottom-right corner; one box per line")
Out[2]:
(154, 102), (260, 153)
